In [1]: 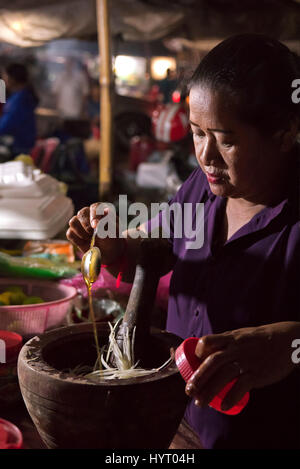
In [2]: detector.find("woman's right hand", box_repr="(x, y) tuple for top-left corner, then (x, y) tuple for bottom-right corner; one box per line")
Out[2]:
(66, 203), (125, 265)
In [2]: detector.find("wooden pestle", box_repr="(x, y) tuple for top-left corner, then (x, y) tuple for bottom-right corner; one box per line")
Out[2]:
(115, 236), (173, 363)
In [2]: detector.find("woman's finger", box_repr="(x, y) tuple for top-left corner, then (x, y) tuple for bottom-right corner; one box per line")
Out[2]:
(195, 333), (234, 362)
(188, 361), (244, 407)
(77, 207), (93, 234)
(186, 350), (233, 398)
(90, 203), (110, 229)
(66, 228), (90, 253)
(68, 216), (91, 240)
(220, 373), (252, 411)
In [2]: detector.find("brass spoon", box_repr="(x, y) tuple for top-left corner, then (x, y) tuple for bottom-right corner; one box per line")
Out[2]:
(81, 230), (102, 286)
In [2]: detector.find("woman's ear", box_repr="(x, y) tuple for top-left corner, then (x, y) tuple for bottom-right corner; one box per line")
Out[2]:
(275, 118), (299, 152)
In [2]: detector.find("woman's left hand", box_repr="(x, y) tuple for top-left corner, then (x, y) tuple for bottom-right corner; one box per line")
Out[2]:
(185, 322), (300, 411)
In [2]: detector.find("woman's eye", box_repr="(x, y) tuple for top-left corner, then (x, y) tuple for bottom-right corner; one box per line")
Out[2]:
(192, 132), (205, 139)
(222, 142), (234, 148)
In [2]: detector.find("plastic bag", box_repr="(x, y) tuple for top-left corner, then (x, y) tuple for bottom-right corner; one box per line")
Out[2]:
(61, 267), (172, 310)
(0, 252), (77, 279)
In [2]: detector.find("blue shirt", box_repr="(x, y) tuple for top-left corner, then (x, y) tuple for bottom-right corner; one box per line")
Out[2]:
(147, 159), (300, 449)
(0, 87), (37, 154)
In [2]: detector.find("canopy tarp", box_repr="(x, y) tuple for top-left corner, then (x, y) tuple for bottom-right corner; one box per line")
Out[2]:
(0, 0), (299, 48)
(0, 0), (185, 47)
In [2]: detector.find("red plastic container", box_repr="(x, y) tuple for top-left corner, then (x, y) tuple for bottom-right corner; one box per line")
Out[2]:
(175, 337), (250, 415)
(0, 418), (23, 449)
(0, 331), (23, 362)
(0, 330), (23, 409)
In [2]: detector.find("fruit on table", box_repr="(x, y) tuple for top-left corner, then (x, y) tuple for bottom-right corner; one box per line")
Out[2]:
(0, 292), (13, 305)
(9, 292), (26, 305)
(23, 296), (44, 305)
(5, 286), (24, 293)
(0, 287), (44, 306)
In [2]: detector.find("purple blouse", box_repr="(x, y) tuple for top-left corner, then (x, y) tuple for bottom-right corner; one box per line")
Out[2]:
(147, 163), (300, 449)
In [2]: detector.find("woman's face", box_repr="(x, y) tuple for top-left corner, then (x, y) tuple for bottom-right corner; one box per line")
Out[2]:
(189, 85), (284, 201)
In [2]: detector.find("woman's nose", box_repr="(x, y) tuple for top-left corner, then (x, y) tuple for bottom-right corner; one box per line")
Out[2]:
(197, 138), (219, 166)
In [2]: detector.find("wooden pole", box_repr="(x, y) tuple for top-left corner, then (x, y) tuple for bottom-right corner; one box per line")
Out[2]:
(96, 0), (112, 198)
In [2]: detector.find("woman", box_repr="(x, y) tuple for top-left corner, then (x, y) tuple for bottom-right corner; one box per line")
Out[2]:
(0, 63), (38, 155)
(67, 34), (300, 449)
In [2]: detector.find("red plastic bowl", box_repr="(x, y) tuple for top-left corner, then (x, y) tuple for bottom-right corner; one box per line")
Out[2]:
(0, 418), (23, 449)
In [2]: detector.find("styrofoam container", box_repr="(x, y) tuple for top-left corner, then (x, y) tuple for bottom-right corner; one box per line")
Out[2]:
(0, 161), (74, 239)
(0, 278), (77, 337)
(0, 194), (74, 239)
(0, 162), (59, 198)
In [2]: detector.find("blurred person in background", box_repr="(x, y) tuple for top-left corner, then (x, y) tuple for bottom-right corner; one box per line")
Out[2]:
(82, 80), (100, 168)
(53, 57), (89, 120)
(0, 63), (38, 156)
(86, 80), (100, 128)
(158, 68), (178, 104)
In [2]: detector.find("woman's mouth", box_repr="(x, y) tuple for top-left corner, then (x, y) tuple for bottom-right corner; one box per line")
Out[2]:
(206, 173), (226, 184)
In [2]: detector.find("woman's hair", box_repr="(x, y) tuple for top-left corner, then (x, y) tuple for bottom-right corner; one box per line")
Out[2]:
(189, 34), (300, 134)
(5, 63), (28, 84)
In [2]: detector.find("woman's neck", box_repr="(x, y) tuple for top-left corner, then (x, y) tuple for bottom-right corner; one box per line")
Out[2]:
(226, 197), (266, 221)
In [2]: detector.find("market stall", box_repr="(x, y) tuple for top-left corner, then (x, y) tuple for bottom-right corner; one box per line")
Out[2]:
(0, 0), (299, 452)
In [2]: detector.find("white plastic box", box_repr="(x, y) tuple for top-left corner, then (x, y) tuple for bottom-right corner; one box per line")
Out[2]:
(0, 161), (74, 239)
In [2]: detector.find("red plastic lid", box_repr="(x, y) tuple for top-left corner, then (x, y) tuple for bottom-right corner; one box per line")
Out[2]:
(0, 418), (23, 449)
(209, 379), (250, 415)
(175, 337), (200, 382)
(175, 337), (249, 415)
(0, 331), (23, 363)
